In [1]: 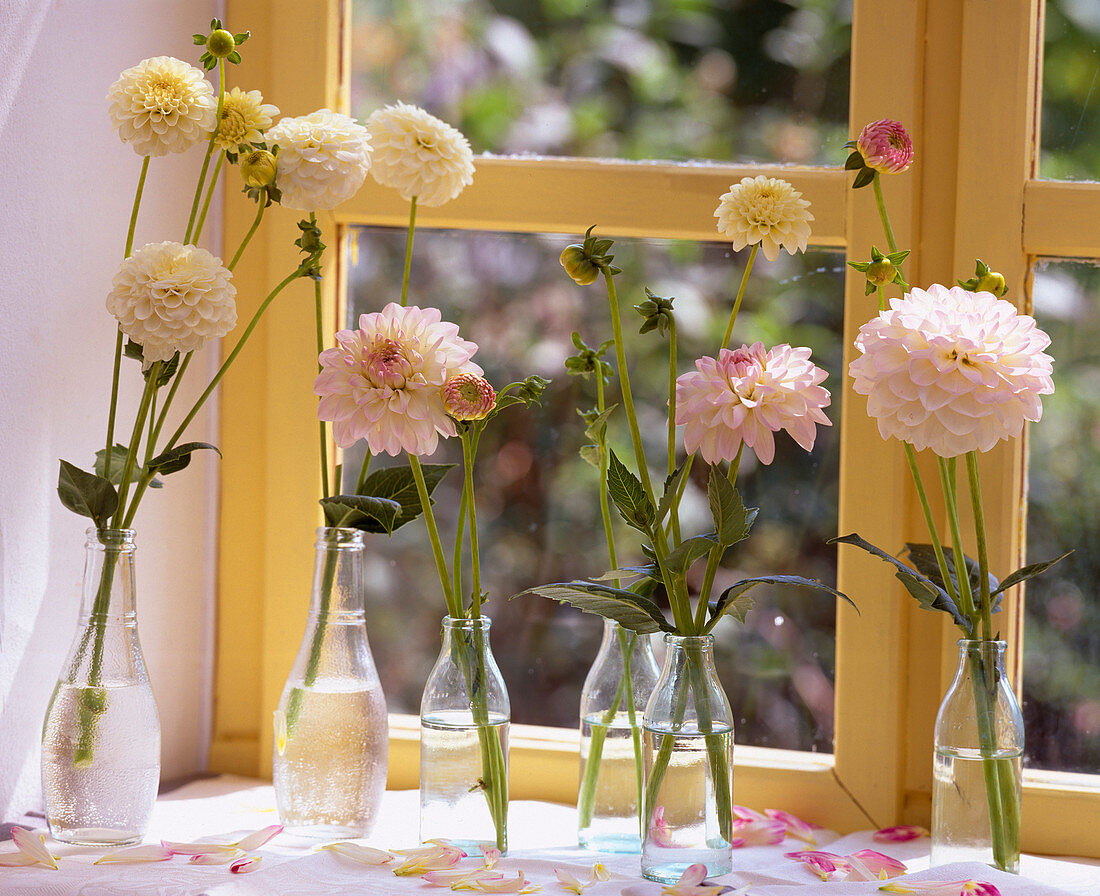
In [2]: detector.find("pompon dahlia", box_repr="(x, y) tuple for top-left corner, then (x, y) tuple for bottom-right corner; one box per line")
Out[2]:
(849, 285), (1054, 457)
(266, 109), (372, 210)
(855, 119), (914, 174)
(106, 242), (236, 367)
(213, 87), (279, 153)
(676, 342), (831, 465)
(715, 175), (814, 262)
(106, 56), (217, 157)
(442, 373), (496, 421)
(314, 303), (481, 456)
(367, 102), (475, 207)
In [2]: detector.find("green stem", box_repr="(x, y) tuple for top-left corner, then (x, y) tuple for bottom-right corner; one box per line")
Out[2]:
(355, 450), (372, 495)
(666, 318), (681, 544)
(148, 352), (192, 454)
(192, 154), (224, 245)
(284, 543), (339, 736)
(721, 244), (758, 349)
(400, 197), (418, 306)
(872, 172), (900, 255)
(314, 269), (330, 500)
(903, 443), (958, 604)
(694, 447), (744, 633)
(111, 363), (161, 528)
(938, 457), (977, 623)
(125, 157), (150, 258)
(184, 61), (225, 245)
(462, 429), (484, 619)
(965, 452), (994, 640)
(410, 455), (461, 618)
(229, 197), (266, 272)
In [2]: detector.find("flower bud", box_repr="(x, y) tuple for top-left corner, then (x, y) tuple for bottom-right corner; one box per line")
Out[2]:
(206, 29), (237, 58)
(976, 271), (1007, 297)
(560, 245), (600, 286)
(240, 149), (277, 188)
(865, 258), (898, 287)
(443, 373), (496, 421)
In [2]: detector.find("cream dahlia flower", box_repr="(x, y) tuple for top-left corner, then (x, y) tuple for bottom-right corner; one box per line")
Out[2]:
(849, 284), (1054, 457)
(266, 109), (372, 210)
(856, 119), (914, 175)
(213, 87), (278, 152)
(106, 56), (217, 157)
(676, 342), (831, 465)
(367, 102), (475, 207)
(106, 242), (237, 367)
(314, 303), (481, 456)
(715, 176), (814, 262)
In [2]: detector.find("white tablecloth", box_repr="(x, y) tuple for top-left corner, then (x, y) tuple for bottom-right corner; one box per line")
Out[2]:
(2, 776), (1098, 895)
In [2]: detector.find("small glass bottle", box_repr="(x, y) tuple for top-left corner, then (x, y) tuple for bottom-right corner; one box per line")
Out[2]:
(932, 639), (1023, 873)
(641, 634), (734, 884)
(273, 527), (389, 839)
(41, 528), (161, 846)
(420, 615), (509, 853)
(578, 619), (659, 852)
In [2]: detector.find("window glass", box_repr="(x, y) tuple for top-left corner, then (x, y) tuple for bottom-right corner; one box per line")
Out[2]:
(350, 0), (851, 164)
(1025, 259), (1100, 778)
(1040, 0), (1100, 180)
(345, 226), (844, 751)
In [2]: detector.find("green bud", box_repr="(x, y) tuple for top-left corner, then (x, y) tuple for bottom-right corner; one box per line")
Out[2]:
(560, 245), (599, 285)
(976, 271), (1007, 297)
(206, 29), (237, 58)
(865, 258), (898, 287)
(240, 149), (277, 188)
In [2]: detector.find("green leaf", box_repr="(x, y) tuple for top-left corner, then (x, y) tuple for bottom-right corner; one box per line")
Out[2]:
(991, 551), (1073, 597)
(851, 166), (876, 189)
(124, 340), (144, 363)
(320, 495), (402, 533)
(707, 469), (757, 547)
(832, 533), (972, 634)
(57, 460), (118, 529)
(592, 564), (661, 582)
(147, 352), (179, 387)
(707, 575), (856, 632)
(511, 581), (673, 634)
(655, 464), (688, 525)
(904, 543), (997, 599)
(607, 450), (654, 533)
(844, 150), (865, 170)
(147, 442), (222, 477)
(358, 463), (454, 531)
(664, 533), (719, 576)
(582, 404), (617, 444)
(95, 444), (163, 489)
(578, 444), (602, 469)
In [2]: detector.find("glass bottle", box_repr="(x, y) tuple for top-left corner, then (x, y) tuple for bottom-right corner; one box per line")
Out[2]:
(578, 619), (659, 852)
(273, 527), (389, 839)
(41, 528), (161, 846)
(641, 633), (734, 884)
(932, 639), (1023, 873)
(420, 615), (509, 853)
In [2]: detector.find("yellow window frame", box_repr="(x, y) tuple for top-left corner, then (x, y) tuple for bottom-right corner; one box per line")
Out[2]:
(212, 0), (1100, 856)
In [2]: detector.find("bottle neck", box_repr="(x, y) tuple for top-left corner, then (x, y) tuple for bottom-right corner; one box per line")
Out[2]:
(309, 527), (365, 619)
(80, 528), (137, 620)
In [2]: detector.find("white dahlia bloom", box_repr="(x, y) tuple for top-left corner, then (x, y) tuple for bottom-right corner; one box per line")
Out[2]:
(849, 284), (1055, 456)
(314, 303), (481, 456)
(676, 342), (832, 465)
(367, 102), (475, 207)
(106, 56), (217, 157)
(106, 242), (237, 367)
(214, 87), (279, 152)
(266, 109), (372, 210)
(715, 175), (814, 262)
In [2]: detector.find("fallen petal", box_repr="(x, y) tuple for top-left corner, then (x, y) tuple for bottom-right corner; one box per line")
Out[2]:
(423, 868), (504, 888)
(230, 855), (262, 874)
(0, 852), (40, 867)
(11, 828), (58, 870)
(591, 863), (610, 882)
(555, 868), (587, 894)
(235, 824), (283, 851)
(94, 845), (174, 865)
(475, 871), (538, 893)
(849, 849), (906, 878)
(764, 808), (818, 845)
(162, 839), (240, 856)
(321, 841), (394, 865)
(874, 825), (928, 843)
(880, 881), (1002, 896)
(785, 849), (848, 881)
(190, 849), (245, 865)
(481, 846), (502, 869)
(660, 862), (729, 896)
(730, 817), (785, 846)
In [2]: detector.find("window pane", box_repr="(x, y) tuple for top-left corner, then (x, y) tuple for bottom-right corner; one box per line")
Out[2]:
(1040, 0), (1100, 180)
(1025, 259), (1100, 778)
(350, 0), (851, 165)
(345, 226), (843, 752)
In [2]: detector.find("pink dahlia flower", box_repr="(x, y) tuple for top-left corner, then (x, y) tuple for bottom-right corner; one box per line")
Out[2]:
(856, 119), (914, 174)
(676, 343), (831, 466)
(442, 373), (496, 421)
(849, 285), (1054, 457)
(314, 303), (480, 456)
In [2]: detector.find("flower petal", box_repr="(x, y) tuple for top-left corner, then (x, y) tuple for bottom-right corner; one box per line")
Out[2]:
(235, 824), (283, 851)
(321, 841), (395, 865)
(190, 849), (245, 865)
(162, 839), (241, 856)
(11, 827), (58, 870)
(230, 855), (262, 873)
(874, 825), (928, 843)
(94, 845), (175, 864)
(0, 851), (41, 867)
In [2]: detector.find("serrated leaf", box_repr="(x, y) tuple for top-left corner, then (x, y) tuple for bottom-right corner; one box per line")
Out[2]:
(707, 575), (856, 633)
(358, 463), (453, 530)
(583, 405), (617, 444)
(833, 533), (972, 634)
(656, 464), (688, 525)
(664, 533), (719, 576)
(991, 551), (1073, 597)
(57, 460), (118, 528)
(147, 442), (222, 477)
(511, 581), (673, 634)
(707, 469), (756, 547)
(904, 543), (997, 599)
(711, 591), (755, 625)
(592, 564), (661, 582)
(320, 495), (402, 533)
(607, 451), (654, 533)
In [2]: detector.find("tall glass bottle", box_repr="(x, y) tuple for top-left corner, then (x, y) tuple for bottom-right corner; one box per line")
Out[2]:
(932, 639), (1023, 873)
(641, 634), (734, 884)
(41, 528), (161, 846)
(273, 527), (389, 839)
(578, 619), (659, 852)
(420, 615), (509, 853)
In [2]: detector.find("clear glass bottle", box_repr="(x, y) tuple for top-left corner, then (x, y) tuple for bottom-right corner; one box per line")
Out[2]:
(641, 633), (734, 884)
(273, 527), (389, 839)
(41, 528), (161, 846)
(420, 615), (509, 853)
(932, 639), (1023, 873)
(578, 619), (659, 852)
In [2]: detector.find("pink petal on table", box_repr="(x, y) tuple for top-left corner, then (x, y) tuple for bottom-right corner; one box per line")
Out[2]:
(879, 880), (1002, 895)
(393, 845), (463, 876)
(873, 825), (928, 843)
(732, 805), (767, 822)
(849, 849), (906, 878)
(764, 808), (819, 845)
(10, 827), (58, 870)
(189, 849), (245, 865)
(785, 849), (848, 881)
(320, 841), (394, 865)
(658, 862), (733, 896)
(730, 817), (786, 846)
(94, 844), (175, 864)
(481, 846), (502, 869)
(162, 839), (240, 856)
(230, 855), (262, 873)
(235, 824), (283, 851)
(474, 871), (537, 893)
(555, 868), (589, 894)
(0, 851), (40, 867)
(423, 868), (504, 888)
